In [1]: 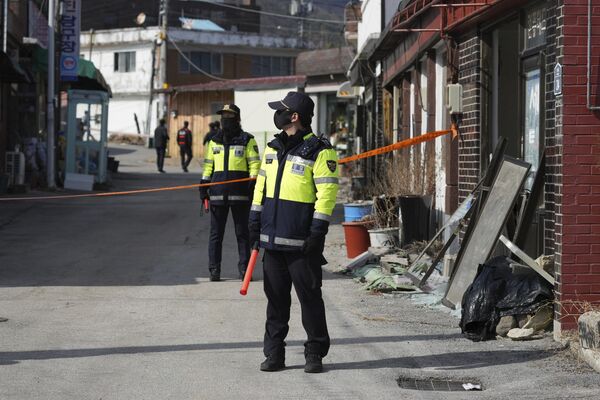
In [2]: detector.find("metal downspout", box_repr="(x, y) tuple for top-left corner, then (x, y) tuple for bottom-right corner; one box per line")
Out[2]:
(587, 0), (600, 110)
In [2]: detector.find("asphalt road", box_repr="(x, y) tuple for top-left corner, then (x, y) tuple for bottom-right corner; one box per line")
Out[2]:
(1, 145), (599, 399)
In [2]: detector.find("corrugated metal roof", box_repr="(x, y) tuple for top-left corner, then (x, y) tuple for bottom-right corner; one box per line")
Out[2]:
(172, 75), (307, 93)
(295, 47), (355, 77)
(179, 18), (225, 32)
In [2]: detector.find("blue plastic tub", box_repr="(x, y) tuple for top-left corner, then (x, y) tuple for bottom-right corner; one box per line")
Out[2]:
(343, 202), (373, 222)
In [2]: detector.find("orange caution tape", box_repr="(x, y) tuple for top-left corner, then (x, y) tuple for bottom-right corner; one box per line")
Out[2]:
(338, 128), (454, 165)
(0, 126), (457, 202)
(0, 177), (255, 202)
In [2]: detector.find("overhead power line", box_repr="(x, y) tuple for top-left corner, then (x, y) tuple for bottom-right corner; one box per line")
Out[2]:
(180, 0), (346, 25)
(167, 36), (232, 81)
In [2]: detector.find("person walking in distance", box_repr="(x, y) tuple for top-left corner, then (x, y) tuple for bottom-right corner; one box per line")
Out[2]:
(177, 121), (193, 172)
(199, 104), (261, 281)
(154, 119), (169, 173)
(248, 92), (339, 373)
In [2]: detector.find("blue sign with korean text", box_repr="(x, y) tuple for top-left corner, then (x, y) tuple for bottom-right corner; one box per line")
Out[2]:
(60, 0), (80, 81)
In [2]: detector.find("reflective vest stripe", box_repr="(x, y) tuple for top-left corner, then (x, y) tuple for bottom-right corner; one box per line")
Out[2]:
(274, 237), (305, 247)
(260, 234), (270, 243)
(313, 212), (331, 222)
(287, 155), (315, 167)
(314, 177), (339, 185)
(251, 205), (263, 212)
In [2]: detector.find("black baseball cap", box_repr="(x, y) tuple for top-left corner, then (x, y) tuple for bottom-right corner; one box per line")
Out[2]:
(216, 104), (241, 117)
(268, 91), (314, 117)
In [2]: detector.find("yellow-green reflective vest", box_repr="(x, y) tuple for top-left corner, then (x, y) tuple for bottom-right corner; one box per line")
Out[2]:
(250, 132), (339, 251)
(202, 131), (260, 205)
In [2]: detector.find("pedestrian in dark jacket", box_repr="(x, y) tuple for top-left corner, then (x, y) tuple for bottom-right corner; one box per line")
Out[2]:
(177, 121), (193, 172)
(154, 119), (169, 173)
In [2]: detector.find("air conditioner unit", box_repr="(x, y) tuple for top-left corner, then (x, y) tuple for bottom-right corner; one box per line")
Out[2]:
(5, 151), (25, 186)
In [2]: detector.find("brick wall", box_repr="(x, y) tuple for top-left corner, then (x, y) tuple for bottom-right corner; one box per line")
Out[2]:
(555, 0), (600, 331)
(457, 32), (482, 204)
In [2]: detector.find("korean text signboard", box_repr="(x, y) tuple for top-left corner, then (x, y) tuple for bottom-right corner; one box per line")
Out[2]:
(60, 0), (81, 81)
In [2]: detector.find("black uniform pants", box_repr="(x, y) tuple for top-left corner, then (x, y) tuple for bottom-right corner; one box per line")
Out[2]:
(179, 145), (192, 169)
(208, 203), (250, 273)
(263, 250), (330, 358)
(155, 147), (166, 171)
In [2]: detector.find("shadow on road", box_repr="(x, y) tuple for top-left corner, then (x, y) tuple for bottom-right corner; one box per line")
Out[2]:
(0, 333), (503, 366)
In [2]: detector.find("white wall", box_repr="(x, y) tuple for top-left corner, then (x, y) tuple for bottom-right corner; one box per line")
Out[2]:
(234, 88), (300, 151)
(435, 50), (447, 217)
(81, 28), (159, 135)
(358, 0), (382, 54)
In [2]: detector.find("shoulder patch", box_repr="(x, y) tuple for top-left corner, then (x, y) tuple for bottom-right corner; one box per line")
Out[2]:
(326, 160), (337, 173)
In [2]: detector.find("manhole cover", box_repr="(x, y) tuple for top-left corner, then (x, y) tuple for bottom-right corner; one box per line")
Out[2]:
(397, 377), (483, 392)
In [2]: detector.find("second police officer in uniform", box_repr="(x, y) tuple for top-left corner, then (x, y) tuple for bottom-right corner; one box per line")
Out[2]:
(200, 104), (261, 281)
(249, 92), (339, 374)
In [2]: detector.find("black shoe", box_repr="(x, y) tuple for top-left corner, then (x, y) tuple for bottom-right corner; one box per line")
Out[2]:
(304, 353), (323, 373)
(183, 167), (189, 173)
(209, 270), (220, 282)
(260, 355), (285, 372)
(159, 169), (166, 173)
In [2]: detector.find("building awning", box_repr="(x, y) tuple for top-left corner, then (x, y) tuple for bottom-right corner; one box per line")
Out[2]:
(0, 51), (31, 83)
(169, 75), (306, 94)
(32, 48), (112, 94)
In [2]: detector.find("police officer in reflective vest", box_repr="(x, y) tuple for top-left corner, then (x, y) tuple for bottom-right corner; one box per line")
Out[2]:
(177, 121), (193, 172)
(249, 92), (339, 373)
(200, 104), (261, 281)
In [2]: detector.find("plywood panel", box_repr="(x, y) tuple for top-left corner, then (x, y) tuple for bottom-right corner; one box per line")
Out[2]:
(168, 90), (234, 160)
(443, 157), (531, 309)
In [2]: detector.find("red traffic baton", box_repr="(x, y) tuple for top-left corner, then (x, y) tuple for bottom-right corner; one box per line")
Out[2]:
(203, 198), (209, 213)
(240, 242), (260, 296)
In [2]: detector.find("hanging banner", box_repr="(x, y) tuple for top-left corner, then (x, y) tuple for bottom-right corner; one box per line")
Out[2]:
(60, 0), (81, 81)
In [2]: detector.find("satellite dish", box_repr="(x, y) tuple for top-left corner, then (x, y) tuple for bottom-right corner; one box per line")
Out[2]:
(136, 12), (147, 26)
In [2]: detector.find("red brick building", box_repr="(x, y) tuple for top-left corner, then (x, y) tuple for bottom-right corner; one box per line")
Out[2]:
(352, 0), (600, 333)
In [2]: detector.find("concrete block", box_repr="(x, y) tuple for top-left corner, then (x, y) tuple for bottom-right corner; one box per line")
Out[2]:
(496, 315), (517, 337)
(64, 173), (94, 191)
(579, 311), (600, 350)
(579, 348), (600, 374)
(344, 251), (378, 271)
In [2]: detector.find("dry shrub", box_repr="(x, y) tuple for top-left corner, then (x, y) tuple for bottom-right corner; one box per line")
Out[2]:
(366, 154), (437, 228)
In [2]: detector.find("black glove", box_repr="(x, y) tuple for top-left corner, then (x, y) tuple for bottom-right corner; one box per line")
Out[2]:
(249, 220), (261, 247)
(303, 233), (325, 257)
(199, 180), (210, 201)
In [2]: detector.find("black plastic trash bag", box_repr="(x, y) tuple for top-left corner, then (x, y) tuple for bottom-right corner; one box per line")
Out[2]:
(459, 256), (553, 342)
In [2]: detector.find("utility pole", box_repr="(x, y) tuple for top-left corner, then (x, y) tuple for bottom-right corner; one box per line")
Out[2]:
(158, 0), (169, 125)
(47, 0), (56, 189)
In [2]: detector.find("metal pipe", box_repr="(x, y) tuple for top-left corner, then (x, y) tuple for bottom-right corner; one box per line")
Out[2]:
(47, 0), (56, 189)
(2, 0), (8, 52)
(587, 0), (600, 110)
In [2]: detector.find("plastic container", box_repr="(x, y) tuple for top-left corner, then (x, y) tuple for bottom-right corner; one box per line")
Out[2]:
(343, 202), (373, 222)
(368, 227), (400, 248)
(342, 221), (371, 258)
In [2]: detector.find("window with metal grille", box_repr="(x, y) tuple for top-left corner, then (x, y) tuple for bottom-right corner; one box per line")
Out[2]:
(113, 51), (136, 72)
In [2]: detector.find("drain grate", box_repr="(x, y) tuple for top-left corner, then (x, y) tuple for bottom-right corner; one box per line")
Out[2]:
(397, 377), (483, 392)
